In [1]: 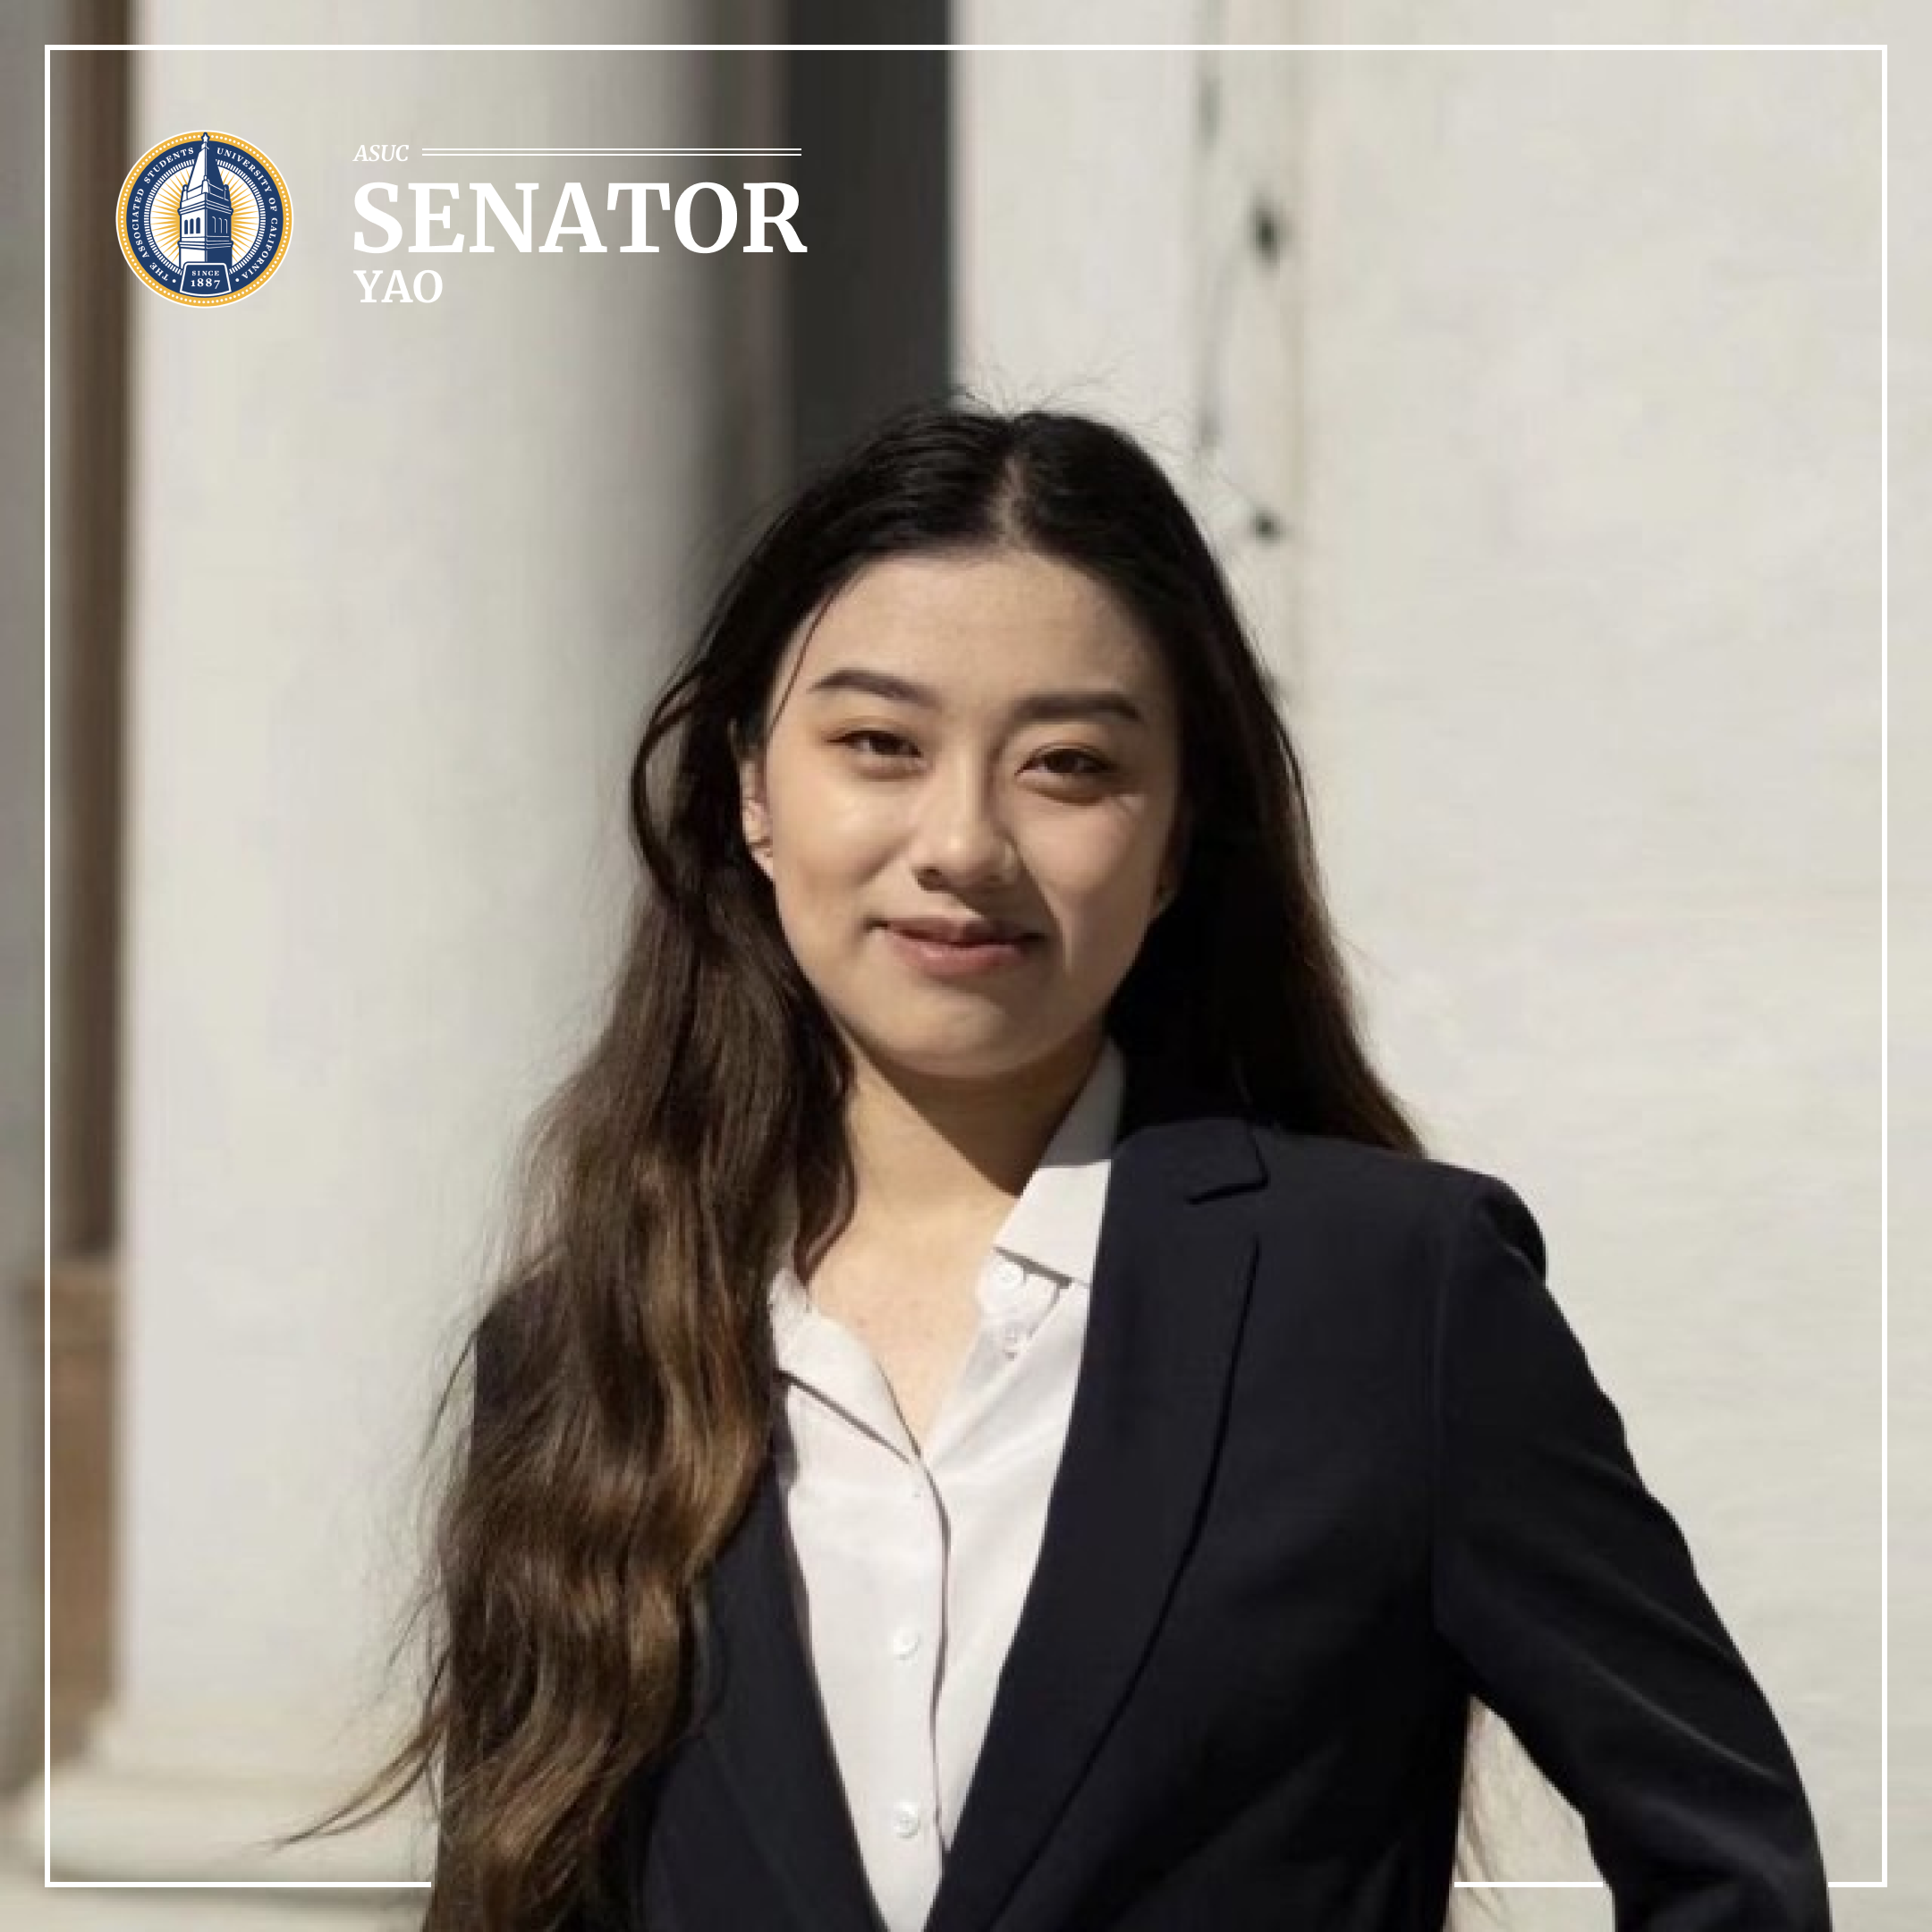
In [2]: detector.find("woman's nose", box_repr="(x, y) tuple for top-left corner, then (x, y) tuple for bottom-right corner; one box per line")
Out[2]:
(905, 767), (1019, 886)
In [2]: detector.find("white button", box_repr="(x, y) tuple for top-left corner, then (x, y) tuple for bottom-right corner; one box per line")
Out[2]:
(998, 1320), (1027, 1354)
(890, 1625), (921, 1659)
(891, 1800), (923, 1837)
(990, 1256), (1027, 1294)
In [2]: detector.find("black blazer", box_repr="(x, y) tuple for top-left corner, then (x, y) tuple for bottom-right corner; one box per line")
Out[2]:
(479, 1063), (1831, 1932)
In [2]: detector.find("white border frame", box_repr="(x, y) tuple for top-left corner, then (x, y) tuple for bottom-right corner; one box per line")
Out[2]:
(41, 34), (1885, 1901)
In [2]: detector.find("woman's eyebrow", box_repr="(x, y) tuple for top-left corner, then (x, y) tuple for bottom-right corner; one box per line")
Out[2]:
(804, 665), (1148, 728)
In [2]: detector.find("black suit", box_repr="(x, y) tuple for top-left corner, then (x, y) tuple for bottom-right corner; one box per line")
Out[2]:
(482, 1060), (1831, 1931)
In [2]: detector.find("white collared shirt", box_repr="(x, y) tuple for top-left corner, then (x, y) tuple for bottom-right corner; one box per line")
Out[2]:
(765, 1035), (1126, 1932)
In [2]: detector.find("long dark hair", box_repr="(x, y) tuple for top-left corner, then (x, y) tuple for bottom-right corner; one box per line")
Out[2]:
(287, 398), (1508, 1928)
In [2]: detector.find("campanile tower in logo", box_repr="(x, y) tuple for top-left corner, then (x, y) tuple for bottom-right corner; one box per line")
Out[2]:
(176, 133), (236, 289)
(116, 129), (292, 307)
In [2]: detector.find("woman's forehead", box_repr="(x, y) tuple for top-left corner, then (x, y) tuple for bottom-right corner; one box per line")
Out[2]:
(775, 550), (1173, 708)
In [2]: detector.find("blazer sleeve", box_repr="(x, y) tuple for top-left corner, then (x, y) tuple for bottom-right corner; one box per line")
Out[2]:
(1428, 1174), (1832, 1929)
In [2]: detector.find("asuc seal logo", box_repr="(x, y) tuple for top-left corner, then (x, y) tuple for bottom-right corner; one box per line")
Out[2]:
(115, 130), (292, 306)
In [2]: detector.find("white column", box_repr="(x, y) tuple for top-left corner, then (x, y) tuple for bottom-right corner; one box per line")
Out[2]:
(20, 4), (774, 1903)
(953, 4), (1304, 689)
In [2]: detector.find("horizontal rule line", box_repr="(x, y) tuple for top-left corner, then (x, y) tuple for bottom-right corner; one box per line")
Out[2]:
(417, 148), (801, 156)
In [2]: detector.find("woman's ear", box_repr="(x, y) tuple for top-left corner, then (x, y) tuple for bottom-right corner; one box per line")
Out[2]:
(736, 738), (775, 882)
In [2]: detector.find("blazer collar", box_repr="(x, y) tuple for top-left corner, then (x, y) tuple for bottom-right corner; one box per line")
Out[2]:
(696, 1052), (1267, 1932)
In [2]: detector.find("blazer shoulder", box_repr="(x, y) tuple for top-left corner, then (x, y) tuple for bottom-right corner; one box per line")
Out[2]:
(1234, 1118), (1545, 1264)
(1242, 1117), (1521, 1208)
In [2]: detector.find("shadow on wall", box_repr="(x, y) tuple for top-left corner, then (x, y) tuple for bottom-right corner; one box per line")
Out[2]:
(18, 0), (127, 1802)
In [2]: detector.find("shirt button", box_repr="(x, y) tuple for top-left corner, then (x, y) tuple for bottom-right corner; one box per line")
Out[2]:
(891, 1800), (923, 1838)
(890, 1625), (921, 1659)
(989, 1256), (1027, 1297)
(997, 1319), (1026, 1354)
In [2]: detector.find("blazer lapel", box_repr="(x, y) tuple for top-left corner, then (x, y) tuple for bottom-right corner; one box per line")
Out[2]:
(695, 1059), (1266, 1932)
(699, 1466), (885, 1932)
(923, 1101), (1263, 1932)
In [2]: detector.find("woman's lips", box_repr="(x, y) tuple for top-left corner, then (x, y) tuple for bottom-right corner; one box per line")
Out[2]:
(880, 925), (1042, 979)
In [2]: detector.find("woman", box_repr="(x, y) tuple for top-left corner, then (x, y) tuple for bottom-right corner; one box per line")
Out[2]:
(307, 402), (1830, 1930)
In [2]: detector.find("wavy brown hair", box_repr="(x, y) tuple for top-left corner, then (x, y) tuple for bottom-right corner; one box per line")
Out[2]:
(284, 397), (1515, 1929)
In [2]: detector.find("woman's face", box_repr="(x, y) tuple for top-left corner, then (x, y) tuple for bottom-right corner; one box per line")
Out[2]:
(738, 547), (1187, 1086)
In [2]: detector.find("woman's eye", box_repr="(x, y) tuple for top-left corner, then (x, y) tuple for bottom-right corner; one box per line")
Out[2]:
(833, 733), (1113, 783)
(1034, 748), (1113, 780)
(838, 730), (914, 761)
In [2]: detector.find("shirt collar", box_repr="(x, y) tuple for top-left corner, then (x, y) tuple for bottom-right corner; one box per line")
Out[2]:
(984, 1031), (1123, 1290)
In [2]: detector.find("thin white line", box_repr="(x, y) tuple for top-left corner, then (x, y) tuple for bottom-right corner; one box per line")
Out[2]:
(40, 41), (1893, 52)
(417, 148), (801, 154)
(37, 31), (1886, 1894)
(39, 1878), (1894, 1892)
(1877, 38), (1890, 1894)
(1467, 1882), (1932, 1893)
(40, 31), (53, 1894)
